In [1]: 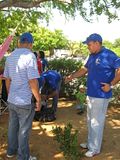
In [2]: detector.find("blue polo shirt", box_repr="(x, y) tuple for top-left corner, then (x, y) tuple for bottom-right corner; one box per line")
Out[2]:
(40, 70), (61, 90)
(85, 47), (120, 98)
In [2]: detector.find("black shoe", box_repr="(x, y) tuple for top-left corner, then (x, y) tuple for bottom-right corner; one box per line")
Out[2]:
(77, 110), (84, 115)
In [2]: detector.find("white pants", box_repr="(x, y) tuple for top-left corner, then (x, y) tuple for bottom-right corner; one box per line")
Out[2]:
(87, 96), (109, 153)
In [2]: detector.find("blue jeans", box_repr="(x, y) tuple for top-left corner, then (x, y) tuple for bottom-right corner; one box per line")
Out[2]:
(7, 103), (35, 160)
(52, 80), (61, 113)
(86, 96), (109, 153)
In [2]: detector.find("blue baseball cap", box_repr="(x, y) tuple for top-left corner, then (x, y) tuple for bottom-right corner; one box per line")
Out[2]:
(20, 32), (34, 43)
(38, 76), (45, 89)
(83, 33), (102, 44)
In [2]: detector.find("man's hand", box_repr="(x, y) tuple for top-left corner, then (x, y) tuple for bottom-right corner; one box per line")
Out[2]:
(65, 75), (73, 83)
(29, 79), (41, 111)
(5, 78), (11, 94)
(101, 83), (111, 92)
(35, 101), (41, 111)
(65, 68), (88, 84)
(80, 88), (86, 93)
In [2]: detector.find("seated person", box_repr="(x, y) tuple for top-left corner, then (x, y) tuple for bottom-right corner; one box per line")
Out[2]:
(34, 70), (61, 122)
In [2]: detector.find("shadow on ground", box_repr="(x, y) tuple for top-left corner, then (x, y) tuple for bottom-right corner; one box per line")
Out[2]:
(0, 99), (120, 160)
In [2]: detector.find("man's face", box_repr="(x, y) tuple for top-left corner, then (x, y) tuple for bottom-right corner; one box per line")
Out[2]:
(19, 42), (33, 50)
(87, 41), (101, 54)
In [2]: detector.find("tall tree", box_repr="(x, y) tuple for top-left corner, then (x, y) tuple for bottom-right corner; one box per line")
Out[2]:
(0, 9), (50, 42)
(33, 27), (69, 52)
(0, 0), (119, 21)
(68, 41), (88, 56)
(114, 38), (120, 48)
(103, 40), (113, 50)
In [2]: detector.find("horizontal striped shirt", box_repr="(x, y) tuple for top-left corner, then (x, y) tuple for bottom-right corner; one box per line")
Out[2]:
(4, 48), (39, 106)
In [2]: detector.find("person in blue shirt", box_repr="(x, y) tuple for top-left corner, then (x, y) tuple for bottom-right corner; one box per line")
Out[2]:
(38, 70), (61, 117)
(4, 32), (41, 160)
(65, 33), (120, 158)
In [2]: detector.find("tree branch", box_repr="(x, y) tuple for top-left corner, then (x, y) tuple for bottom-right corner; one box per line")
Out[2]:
(0, 0), (71, 10)
(13, 0), (49, 9)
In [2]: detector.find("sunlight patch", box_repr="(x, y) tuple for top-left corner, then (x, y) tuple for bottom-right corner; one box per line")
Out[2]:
(108, 119), (120, 128)
(32, 126), (41, 130)
(46, 131), (54, 137)
(54, 152), (64, 159)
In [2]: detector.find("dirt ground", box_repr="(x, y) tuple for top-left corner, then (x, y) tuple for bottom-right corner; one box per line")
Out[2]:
(0, 99), (120, 160)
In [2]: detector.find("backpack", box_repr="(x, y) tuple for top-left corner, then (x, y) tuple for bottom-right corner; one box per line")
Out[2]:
(34, 102), (56, 122)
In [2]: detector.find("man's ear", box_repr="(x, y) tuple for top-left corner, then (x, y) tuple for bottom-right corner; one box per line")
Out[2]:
(29, 43), (33, 49)
(17, 40), (20, 48)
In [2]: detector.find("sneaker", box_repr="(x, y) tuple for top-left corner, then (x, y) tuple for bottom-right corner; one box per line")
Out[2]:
(80, 143), (88, 149)
(85, 150), (99, 158)
(7, 154), (15, 158)
(29, 156), (37, 160)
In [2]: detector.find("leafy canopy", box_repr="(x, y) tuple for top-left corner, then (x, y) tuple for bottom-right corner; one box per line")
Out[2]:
(0, 0), (120, 22)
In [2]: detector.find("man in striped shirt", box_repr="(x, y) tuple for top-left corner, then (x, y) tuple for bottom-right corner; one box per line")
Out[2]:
(4, 32), (41, 160)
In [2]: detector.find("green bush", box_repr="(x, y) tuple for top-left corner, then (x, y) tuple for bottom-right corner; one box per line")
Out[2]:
(48, 58), (86, 98)
(0, 57), (6, 67)
(75, 92), (86, 105)
(111, 83), (120, 105)
(0, 57), (6, 74)
(52, 123), (83, 160)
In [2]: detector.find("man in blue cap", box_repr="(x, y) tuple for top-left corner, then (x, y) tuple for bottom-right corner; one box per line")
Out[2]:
(37, 70), (61, 121)
(4, 32), (41, 160)
(65, 33), (120, 157)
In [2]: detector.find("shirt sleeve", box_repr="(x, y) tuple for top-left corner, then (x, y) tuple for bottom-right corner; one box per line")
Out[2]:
(109, 52), (120, 69)
(3, 58), (9, 78)
(114, 58), (120, 69)
(26, 54), (40, 80)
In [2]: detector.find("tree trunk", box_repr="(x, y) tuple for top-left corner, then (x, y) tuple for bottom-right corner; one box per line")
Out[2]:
(49, 48), (54, 57)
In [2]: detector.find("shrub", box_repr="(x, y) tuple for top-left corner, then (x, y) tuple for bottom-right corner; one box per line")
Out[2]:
(52, 123), (83, 160)
(111, 83), (120, 105)
(0, 57), (6, 74)
(48, 58), (86, 98)
(75, 92), (86, 105)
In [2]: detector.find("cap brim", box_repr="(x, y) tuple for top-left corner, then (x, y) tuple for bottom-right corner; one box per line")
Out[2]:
(82, 41), (87, 44)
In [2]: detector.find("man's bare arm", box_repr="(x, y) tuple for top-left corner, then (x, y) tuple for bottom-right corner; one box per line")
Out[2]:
(111, 68), (120, 85)
(29, 79), (41, 111)
(65, 67), (88, 83)
(5, 78), (11, 94)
